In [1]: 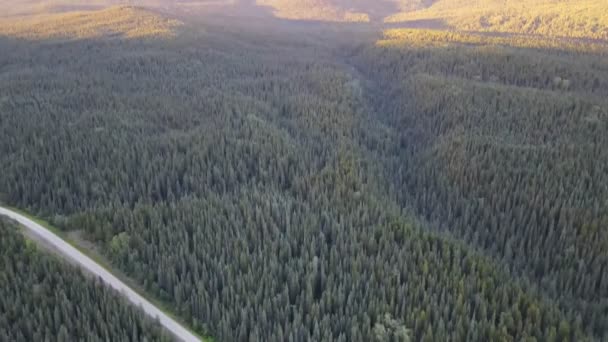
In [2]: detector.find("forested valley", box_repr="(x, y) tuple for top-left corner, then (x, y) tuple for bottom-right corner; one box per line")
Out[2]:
(0, 219), (171, 341)
(0, 5), (607, 342)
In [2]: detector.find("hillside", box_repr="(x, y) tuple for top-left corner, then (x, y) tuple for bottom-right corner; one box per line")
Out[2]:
(255, 0), (432, 22)
(386, 0), (608, 40)
(0, 5), (182, 40)
(0, 0), (121, 17)
(225, 0), (608, 41)
(257, 0), (368, 22)
(377, 28), (608, 54)
(248, 0), (608, 40)
(353, 27), (608, 339)
(3, 1), (607, 40)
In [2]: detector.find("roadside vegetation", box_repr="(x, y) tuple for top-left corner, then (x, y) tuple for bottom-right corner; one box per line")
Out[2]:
(0, 219), (171, 342)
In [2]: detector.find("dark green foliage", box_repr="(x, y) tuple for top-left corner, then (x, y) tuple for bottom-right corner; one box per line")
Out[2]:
(0, 21), (606, 341)
(0, 220), (170, 342)
(354, 38), (608, 339)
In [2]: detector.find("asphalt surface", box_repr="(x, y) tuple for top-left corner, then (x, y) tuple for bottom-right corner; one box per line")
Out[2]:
(0, 206), (201, 342)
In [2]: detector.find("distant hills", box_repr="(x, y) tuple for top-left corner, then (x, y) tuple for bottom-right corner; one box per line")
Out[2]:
(386, 0), (608, 40)
(259, 0), (608, 40)
(0, 6), (182, 40)
(0, 0), (118, 17)
(0, 1), (606, 40)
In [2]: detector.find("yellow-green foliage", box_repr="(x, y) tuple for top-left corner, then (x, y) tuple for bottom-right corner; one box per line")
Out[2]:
(385, 0), (608, 40)
(0, 6), (182, 40)
(378, 28), (608, 54)
(251, 0), (608, 39)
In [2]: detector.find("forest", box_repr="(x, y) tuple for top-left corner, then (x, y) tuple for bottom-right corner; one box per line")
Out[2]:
(0, 219), (170, 341)
(0, 4), (607, 342)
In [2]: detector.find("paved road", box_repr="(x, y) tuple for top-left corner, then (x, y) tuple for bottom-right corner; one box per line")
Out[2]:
(0, 206), (201, 342)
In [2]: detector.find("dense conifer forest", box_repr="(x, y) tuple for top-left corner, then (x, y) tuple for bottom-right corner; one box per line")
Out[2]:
(0, 219), (170, 341)
(0, 4), (607, 342)
(352, 29), (608, 339)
